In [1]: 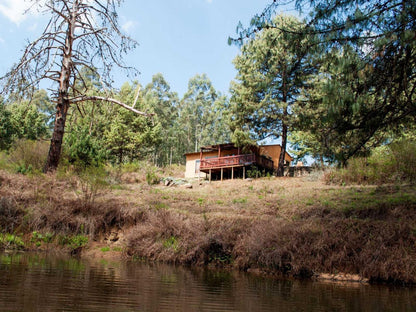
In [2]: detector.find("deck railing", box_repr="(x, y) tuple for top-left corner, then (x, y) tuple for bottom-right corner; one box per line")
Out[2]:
(200, 154), (273, 171)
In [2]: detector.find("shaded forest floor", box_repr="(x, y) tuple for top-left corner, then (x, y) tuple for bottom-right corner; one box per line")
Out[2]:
(1, 169), (416, 285)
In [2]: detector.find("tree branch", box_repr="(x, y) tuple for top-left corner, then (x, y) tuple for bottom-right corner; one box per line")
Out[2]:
(69, 95), (154, 116)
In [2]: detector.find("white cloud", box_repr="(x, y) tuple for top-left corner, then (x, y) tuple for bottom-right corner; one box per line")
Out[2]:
(206, 0), (213, 3)
(0, 36), (4, 44)
(122, 20), (136, 33)
(0, 0), (31, 25)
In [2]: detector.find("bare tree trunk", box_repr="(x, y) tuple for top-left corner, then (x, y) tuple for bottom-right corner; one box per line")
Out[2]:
(277, 122), (288, 177)
(44, 95), (70, 172)
(277, 77), (288, 177)
(44, 0), (78, 172)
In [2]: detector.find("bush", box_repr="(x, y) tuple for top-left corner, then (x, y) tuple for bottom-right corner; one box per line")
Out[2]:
(324, 139), (416, 185)
(146, 167), (160, 185)
(0, 197), (23, 233)
(390, 139), (416, 182)
(75, 166), (109, 204)
(63, 126), (107, 169)
(0, 233), (25, 250)
(0, 152), (11, 170)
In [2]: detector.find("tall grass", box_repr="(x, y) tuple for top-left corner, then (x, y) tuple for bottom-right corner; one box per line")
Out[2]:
(8, 139), (49, 174)
(324, 139), (416, 185)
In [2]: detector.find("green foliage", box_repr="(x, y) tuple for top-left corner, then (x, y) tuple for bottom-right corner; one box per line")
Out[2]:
(246, 166), (263, 179)
(0, 233), (25, 250)
(179, 74), (231, 154)
(31, 231), (53, 247)
(146, 167), (160, 185)
(101, 82), (161, 164)
(230, 15), (314, 174)
(9, 103), (49, 141)
(141, 74), (181, 166)
(64, 124), (107, 168)
(163, 236), (179, 252)
(232, 197), (247, 204)
(100, 246), (110, 252)
(0, 103), (14, 150)
(58, 234), (89, 250)
(0, 151), (10, 170)
(324, 139), (416, 185)
(0, 97), (49, 151)
(242, 0), (416, 164)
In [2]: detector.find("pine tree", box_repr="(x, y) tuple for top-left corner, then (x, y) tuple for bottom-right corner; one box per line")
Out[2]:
(230, 15), (314, 175)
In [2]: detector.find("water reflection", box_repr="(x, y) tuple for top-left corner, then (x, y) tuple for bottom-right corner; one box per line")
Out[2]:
(0, 252), (415, 311)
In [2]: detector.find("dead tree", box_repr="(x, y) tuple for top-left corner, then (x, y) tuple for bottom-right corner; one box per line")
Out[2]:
(0, 0), (149, 172)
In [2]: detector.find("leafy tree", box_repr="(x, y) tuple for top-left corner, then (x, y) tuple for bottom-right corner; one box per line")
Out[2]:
(31, 89), (54, 130)
(0, 101), (14, 150)
(0, 0), (150, 172)
(8, 103), (49, 142)
(141, 74), (180, 166)
(232, 0), (416, 163)
(64, 123), (107, 168)
(103, 82), (160, 164)
(179, 74), (231, 155)
(0, 93), (50, 151)
(230, 15), (313, 175)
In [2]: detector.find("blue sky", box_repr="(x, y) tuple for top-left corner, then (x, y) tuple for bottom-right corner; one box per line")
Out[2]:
(0, 0), (297, 98)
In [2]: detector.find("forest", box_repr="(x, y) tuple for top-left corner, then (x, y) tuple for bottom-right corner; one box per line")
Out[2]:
(0, 71), (231, 170)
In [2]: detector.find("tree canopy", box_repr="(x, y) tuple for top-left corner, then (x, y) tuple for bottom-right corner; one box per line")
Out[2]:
(231, 0), (416, 164)
(230, 14), (314, 174)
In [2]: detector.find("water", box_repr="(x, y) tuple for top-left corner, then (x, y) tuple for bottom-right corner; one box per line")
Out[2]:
(0, 253), (415, 311)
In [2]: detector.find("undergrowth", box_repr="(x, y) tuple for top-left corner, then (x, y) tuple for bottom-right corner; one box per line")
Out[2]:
(324, 139), (416, 185)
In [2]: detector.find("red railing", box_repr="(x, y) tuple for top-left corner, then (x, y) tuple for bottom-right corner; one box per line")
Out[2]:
(200, 154), (273, 170)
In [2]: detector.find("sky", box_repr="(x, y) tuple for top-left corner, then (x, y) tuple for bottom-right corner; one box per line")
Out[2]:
(0, 0), (298, 98)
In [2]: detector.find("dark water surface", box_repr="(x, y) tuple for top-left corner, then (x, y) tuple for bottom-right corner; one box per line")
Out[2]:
(0, 253), (415, 311)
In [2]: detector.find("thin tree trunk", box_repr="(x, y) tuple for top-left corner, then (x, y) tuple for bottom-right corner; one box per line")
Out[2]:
(44, 95), (70, 172)
(44, 0), (77, 172)
(277, 70), (289, 177)
(277, 122), (288, 177)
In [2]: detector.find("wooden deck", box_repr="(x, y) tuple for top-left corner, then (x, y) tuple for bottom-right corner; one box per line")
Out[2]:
(200, 154), (273, 172)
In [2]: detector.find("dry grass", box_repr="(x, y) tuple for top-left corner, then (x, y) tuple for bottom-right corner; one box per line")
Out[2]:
(1, 169), (416, 284)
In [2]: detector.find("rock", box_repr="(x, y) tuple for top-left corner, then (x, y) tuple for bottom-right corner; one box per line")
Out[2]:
(183, 183), (193, 189)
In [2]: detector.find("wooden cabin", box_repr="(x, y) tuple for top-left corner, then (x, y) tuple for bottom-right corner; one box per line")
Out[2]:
(184, 143), (293, 180)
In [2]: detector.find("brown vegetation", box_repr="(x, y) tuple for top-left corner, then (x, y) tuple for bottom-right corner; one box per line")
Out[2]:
(1, 168), (415, 284)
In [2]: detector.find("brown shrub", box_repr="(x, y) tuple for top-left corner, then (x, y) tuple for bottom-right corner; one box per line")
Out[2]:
(28, 198), (146, 238)
(126, 209), (209, 264)
(233, 218), (416, 283)
(0, 197), (24, 233)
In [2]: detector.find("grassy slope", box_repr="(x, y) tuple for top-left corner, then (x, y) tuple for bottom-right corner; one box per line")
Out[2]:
(1, 169), (415, 284)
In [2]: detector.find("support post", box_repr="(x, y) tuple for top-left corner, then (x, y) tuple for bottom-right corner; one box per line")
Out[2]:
(209, 169), (212, 183)
(221, 168), (223, 181)
(243, 166), (245, 180)
(231, 167), (234, 180)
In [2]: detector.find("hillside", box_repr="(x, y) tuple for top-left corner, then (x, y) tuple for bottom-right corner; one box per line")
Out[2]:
(1, 169), (415, 284)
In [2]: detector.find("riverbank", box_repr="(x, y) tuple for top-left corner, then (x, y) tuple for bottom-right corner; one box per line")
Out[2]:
(1, 169), (415, 285)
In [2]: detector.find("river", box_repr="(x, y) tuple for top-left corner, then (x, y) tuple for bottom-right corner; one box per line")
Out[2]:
(0, 252), (415, 311)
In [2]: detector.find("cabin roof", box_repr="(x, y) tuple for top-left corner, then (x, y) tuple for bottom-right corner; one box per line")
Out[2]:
(184, 142), (293, 160)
